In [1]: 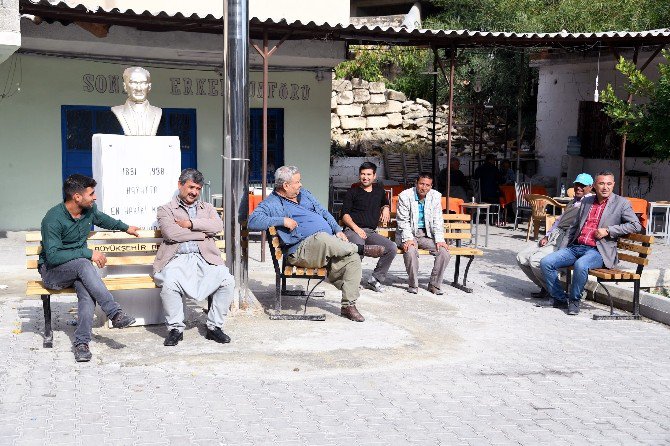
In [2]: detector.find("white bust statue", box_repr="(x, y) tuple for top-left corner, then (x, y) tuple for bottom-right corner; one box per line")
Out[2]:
(111, 67), (162, 136)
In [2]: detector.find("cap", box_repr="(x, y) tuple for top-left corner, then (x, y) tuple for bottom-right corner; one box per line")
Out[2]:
(573, 173), (594, 186)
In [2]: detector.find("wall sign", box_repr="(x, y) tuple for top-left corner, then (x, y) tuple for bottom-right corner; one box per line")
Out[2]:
(82, 74), (311, 101)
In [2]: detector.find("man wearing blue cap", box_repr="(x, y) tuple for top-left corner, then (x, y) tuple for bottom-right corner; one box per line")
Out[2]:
(516, 173), (593, 299)
(540, 171), (641, 315)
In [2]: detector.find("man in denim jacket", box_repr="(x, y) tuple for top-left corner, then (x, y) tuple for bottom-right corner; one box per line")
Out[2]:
(248, 166), (385, 322)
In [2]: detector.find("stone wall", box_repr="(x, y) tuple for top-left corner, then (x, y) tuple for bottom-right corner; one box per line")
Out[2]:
(331, 78), (459, 156)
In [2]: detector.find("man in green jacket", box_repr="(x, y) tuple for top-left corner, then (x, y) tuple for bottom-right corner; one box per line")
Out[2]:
(39, 174), (139, 362)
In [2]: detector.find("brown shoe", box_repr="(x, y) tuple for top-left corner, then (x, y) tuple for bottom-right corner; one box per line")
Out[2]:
(340, 305), (365, 322)
(427, 284), (444, 295)
(363, 244), (386, 258)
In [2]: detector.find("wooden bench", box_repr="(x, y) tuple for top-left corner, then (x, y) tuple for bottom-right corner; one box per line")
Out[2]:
(26, 230), (225, 347)
(266, 227), (327, 321)
(566, 233), (654, 320)
(377, 213), (484, 293)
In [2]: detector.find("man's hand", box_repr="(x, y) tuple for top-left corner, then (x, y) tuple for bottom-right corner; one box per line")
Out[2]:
(436, 241), (449, 252)
(539, 236), (548, 247)
(336, 231), (348, 242)
(283, 218), (298, 231)
(126, 226), (140, 237)
(91, 250), (107, 268)
(402, 239), (416, 253)
(596, 228), (609, 239)
(355, 227), (367, 239)
(380, 206), (391, 226)
(175, 219), (192, 229)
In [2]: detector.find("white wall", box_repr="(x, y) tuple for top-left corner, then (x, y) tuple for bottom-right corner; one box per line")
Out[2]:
(533, 51), (665, 198)
(0, 54), (332, 230)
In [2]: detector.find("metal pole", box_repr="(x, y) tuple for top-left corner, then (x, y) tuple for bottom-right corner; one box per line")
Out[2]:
(446, 46), (455, 211)
(260, 30), (269, 262)
(619, 46), (639, 196)
(223, 0), (250, 309)
(431, 49), (438, 180)
(516, 52), (523, 183)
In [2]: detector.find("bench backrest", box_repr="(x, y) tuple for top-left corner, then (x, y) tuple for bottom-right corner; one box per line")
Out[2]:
(378, 213), (472, 245)
(266, 227), (284, 275)
(25, 230), (225, 269)
(615, 233), (654, 275)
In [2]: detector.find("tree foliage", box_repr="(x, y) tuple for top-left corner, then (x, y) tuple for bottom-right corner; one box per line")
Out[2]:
(601, 51), (670, 160)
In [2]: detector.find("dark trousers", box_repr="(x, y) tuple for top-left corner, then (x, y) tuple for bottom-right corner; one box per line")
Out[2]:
(343, 227), (397, 283)
(39, 258), (121, 345)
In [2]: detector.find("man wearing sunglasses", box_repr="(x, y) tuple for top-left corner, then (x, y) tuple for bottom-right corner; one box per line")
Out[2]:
(516, 173), (594, 299)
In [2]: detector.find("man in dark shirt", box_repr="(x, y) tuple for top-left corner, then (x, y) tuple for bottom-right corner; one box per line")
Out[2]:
(437, 157), (471, 200)
(39, 174), (139, 362)
(473, 154), (501, 204)
(341, 162), (397, 292)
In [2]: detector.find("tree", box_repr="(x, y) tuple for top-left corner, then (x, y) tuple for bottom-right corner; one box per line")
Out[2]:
(600, 51), (670, 160)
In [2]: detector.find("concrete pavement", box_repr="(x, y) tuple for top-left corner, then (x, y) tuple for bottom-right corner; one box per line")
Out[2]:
(0, 227), (669, 445)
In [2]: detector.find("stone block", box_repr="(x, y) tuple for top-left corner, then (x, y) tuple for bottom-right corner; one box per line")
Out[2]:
(332, 79), (352, 92)
(331, 113), (340, 129)
(351, 78), (369, 89)
(336, 104), (363, 117)
(386, 89), (407, 102)
(369, 82), (386, 94)
(414, 117), (430, 127)
(416, 98), (432, 107)
(340, 117), (367, 130)
(387, 113), (403, 127)
(405, 110), (429, 119)
(366, 116), (390, 129)
(369, 93), (386, 104)
(353, 89), (371, 103)
(386, 100), (403, 113)
(336, 90), (354, 105)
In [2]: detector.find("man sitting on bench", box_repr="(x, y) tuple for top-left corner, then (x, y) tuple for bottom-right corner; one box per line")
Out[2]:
(38, 174), (139, 362)
(341, 161), (396, 293)
(540, 171), (641, 315)
(153, 168), (234, 346)
(396, 172), (451, 295)
(248, 165), (385, 322)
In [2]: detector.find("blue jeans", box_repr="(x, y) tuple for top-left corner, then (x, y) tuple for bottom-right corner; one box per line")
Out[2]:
(39, 258), (121, 345)
(539, 245), (604, 302)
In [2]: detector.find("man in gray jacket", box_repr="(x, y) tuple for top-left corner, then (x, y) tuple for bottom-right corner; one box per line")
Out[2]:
(396, 173), (450, 294)
(540, 171), (641, 315)
(516, 173), (593, 298)
(153, 169), (234, 346)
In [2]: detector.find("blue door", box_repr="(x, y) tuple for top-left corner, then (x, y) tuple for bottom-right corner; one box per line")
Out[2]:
(61, 105), (197, 182)
(249, 108), (284, 184)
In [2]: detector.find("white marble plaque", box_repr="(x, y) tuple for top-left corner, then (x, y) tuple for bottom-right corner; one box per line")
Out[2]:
(92, 134), (181, 230)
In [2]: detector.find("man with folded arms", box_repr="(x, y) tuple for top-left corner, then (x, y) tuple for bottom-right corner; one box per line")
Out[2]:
(341, 161), (396, 293)
(249, 165), (385, 322)
(516, 173), (593, 299)
(39, 174), (139, 362)
(153, 168), (234, 346)
(540, 171), (641, 315)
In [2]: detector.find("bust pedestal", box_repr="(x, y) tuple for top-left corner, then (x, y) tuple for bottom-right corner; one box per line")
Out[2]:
(92, 134), (181, 326)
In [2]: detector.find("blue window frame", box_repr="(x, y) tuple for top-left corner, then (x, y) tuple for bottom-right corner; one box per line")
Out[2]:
(249, 108), (284, 184)
(61, 105), (197, 182)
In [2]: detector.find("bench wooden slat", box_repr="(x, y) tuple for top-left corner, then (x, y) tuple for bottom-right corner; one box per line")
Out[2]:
(377, 229), (472, 241)
(443, 214), (471, 221)
(26, 230), (224, 242)
(589, 268), (640, 280)
(617, 241), (652, 255)
(27, 276), (159, 295)
(26, 255), (157, 269)
(618, 253), (649, 266)
(27, 239), (225, 255)
(444, 223), (472, 230)
(397, 247), (483, 256)
(621, 233), (654, 244)
(282, 266), (327, 277)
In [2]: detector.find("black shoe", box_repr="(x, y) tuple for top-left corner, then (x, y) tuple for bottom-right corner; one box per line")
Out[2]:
(205, 327), (231, 344)
(164, 329), (183, 346)
(568, 300), (580, 315)
(531, 290), (549, 299)
(552, 299), (569, 309)
(111, 311), (136, 328)
(74, 343), (92, 362)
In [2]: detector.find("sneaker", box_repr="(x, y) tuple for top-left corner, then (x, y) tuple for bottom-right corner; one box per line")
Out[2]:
(407, 287), (418, 294)
(531, 289), (549, 299)
(552, 299), (569, 309)
(427, 284), (444, 295)
(74, 343), (92, 362)
(568, 300), (580, 315)
(365, 277), (385, 293)
(111, 311), (136, 328)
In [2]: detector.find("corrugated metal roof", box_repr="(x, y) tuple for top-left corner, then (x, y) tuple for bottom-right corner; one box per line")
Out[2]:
(20, 0), (670, 47)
